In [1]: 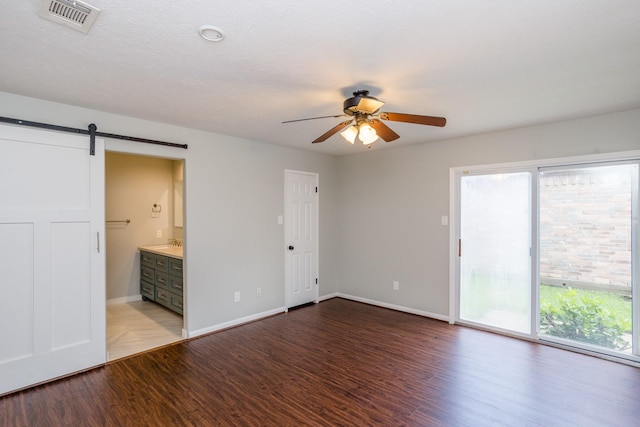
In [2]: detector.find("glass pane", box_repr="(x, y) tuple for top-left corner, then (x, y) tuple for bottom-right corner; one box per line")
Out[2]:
(539, 164), (636, 353)
(460, 172), (532, 333)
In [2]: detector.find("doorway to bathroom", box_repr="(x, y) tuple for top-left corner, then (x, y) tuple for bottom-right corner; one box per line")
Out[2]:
(105, 152), (185, 360)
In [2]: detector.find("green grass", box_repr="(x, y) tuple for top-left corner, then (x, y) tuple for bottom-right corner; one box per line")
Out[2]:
(540, 284), (632, 333)
(540, 285), (632, 351)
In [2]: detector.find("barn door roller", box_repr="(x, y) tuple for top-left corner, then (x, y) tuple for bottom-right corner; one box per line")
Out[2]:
(88, 123), (96, 155)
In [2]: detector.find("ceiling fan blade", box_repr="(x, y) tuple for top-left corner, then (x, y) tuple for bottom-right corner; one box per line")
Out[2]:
(369, 119), (400, 142)
(379, 112), (446, 127)
(312, 120), (354, 144)
(282, 114), (348, 124)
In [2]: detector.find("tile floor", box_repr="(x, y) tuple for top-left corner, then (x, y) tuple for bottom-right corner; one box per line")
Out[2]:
(107, 300), (183, 361)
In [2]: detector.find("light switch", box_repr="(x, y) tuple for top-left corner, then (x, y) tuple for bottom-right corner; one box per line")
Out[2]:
(441, 216), (449, 226)
(277, 215), (283, 225)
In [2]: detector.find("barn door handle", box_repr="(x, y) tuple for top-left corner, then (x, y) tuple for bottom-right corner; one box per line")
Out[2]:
(288, 245), (294, 250)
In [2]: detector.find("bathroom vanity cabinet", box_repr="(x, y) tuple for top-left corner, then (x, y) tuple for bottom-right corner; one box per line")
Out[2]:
(139, 246), (183, 315)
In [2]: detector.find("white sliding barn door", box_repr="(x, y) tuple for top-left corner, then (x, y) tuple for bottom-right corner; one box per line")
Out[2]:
(0, 124), (105, 395)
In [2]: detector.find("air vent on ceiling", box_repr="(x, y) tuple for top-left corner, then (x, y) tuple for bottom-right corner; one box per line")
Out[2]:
(38, 0), (101, 34)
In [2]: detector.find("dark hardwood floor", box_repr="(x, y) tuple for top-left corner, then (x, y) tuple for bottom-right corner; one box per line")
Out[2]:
(2, 298), (640, 426)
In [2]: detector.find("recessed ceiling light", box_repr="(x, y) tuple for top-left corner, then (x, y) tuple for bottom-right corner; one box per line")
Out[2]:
(199, 25), (225, 42)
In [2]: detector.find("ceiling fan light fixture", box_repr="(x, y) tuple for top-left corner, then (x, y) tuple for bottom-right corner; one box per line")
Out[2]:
(357, 97), (385, 114)
(358, 123), (378, 145)
(282, 88), (447, 146)
(340, 125), (358, 144)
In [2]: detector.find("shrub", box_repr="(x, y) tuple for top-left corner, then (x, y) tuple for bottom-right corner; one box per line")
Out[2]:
(540, 289), (630, 350)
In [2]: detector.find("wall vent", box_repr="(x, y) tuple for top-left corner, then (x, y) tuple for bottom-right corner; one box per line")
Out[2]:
(38, 0), (101, 34)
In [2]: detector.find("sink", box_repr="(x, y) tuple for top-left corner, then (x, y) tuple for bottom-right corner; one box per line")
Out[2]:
(139, 244), (183, 259)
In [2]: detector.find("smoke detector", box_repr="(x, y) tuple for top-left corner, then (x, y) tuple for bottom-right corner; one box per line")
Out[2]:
(38, 0), (101, 34)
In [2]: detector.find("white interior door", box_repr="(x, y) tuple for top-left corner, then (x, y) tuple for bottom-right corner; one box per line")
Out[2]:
(285, 170), (318, 308)
(0, 124), (105, 395)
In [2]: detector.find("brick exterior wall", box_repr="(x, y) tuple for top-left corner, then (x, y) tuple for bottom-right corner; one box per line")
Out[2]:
(539, 169), (632, 290)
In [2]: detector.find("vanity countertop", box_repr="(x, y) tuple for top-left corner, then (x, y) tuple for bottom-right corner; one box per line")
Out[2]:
(138, 244), (183, 259)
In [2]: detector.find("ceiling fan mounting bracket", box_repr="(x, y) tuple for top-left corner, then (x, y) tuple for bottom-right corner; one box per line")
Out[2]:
(352, 90), (371, 98)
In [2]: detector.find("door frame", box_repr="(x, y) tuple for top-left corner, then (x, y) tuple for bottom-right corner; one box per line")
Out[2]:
(450, 149), (640, 364)
(284, 169), (319, 310)
(105, 144), (188, 337)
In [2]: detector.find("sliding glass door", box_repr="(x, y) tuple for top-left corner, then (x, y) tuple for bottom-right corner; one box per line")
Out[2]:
(539, 163), (638, 355)
(459, 172), (532, 334)
(455, 159), (640, 361)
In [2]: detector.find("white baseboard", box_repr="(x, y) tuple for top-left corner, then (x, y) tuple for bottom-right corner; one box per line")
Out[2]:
(318, 292), (339, 302)
(186, 294), (447, 340)
(335, 293), (449, 322)
(187, 306), (286, 339)
(106, 294), (142, 306)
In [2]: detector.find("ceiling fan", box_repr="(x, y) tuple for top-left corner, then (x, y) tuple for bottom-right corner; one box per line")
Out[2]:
(282, 90), (446, 146)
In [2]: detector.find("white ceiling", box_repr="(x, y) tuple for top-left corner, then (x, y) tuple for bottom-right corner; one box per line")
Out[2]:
(1, 1), (639, 156)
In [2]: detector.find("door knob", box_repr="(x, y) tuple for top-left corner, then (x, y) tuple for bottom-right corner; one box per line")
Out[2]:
(288, 245), (294, 250)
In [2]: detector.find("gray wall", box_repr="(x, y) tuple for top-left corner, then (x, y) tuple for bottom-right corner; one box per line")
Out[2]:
(336, 109), (640, 318)
(2, 90), (638, 332)
(0, 91), (340, 335)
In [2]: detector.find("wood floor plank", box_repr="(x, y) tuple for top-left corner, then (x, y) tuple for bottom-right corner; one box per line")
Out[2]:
(3, 298), (640, 426)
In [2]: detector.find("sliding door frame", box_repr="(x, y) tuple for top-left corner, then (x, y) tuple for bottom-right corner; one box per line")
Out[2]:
(449, 149), (640, 364)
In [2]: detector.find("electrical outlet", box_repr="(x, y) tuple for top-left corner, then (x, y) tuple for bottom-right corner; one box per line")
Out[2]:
(256, 287), (262, 297)
(156, 229), (162, 238)
(234, 291), (240, 302)
(393, 280), (400, 291)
